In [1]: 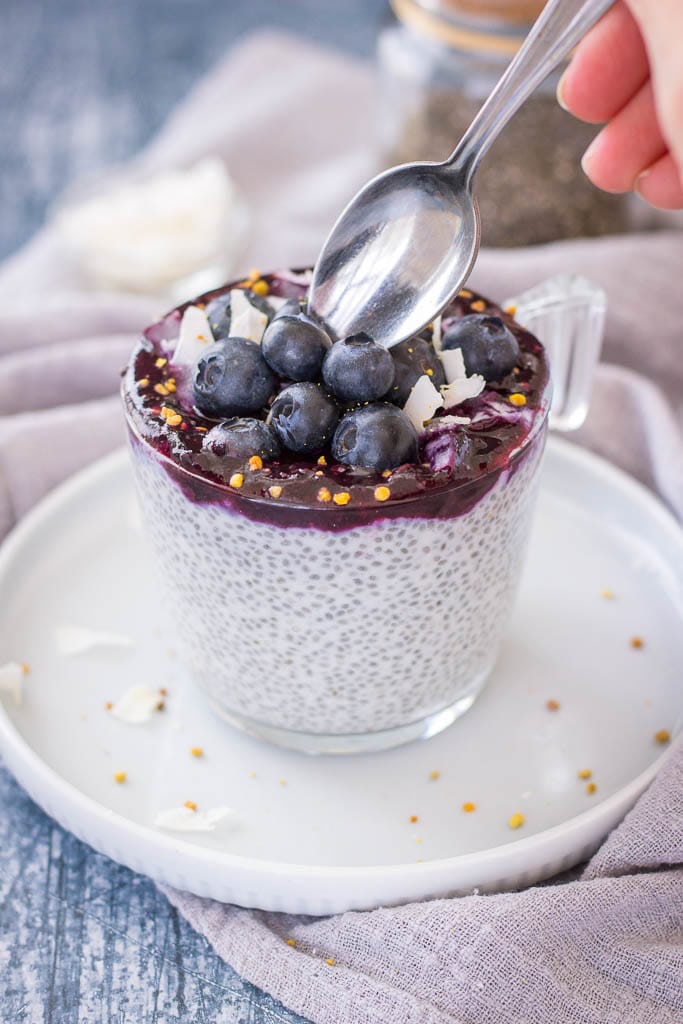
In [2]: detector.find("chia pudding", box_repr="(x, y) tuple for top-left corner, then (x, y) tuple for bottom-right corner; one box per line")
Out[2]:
(123, 268), (550, 753)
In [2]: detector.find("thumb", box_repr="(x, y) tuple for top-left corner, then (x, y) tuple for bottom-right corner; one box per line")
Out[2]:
(623, 0), (683, 176)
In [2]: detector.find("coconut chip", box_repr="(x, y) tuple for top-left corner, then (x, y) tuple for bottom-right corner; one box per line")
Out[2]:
(111, 685), (163, 724)
(403, 374), (444, 432)
(438, 346), (486, 408)
(440, 375), (485, 410)
(172, 305), (215, 367)
(230, 288), (268, 343)
(432, 314), (443, 353)
(55, 626), (132, 656)
(0, 662), (27, 706)
(154, 805), (235, 833)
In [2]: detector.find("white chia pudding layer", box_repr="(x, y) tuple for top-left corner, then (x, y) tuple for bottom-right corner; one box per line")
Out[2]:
(129, 433), (545, 737)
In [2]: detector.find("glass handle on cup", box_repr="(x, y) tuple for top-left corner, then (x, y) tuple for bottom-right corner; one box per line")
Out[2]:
(504, 274), (607, 432)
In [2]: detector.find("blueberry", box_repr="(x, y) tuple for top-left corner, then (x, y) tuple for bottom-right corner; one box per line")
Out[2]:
(332, 403), (419, 471)
(322, 333), (395, 403)
(441, 315), (520, 381)
(202, 418), (281, 462)
(387, 336), (446, 406)
(272, 297), (305, 320)
(261, 312), (331, 382)
(267, 382), (339, 455)
(205, 290), (274, 341)
(193, 338), (276, 418)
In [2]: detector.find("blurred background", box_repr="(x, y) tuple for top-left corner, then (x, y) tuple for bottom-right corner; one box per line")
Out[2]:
(1, 0), (383, 263)
(3, 0), (678, 297)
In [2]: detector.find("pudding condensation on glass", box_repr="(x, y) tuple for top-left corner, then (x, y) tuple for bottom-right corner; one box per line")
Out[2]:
(123, 268), (551, 753)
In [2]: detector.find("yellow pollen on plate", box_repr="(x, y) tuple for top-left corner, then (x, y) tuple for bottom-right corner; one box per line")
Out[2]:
(546, 699), (560, 712)
(586, 783), (597, 795)
(229, 473), (244, 489)
(577, 769), (592, 780)
(268, 485), (283, 498)
(374, 486), (391, 502)
(509, 393), (527, 407)
(20, 662), (30, 674)
(508, 812), (525, 829)
(462, 802), (476, 813)
(285, 938), (297, 947)
(317, 487), (332, 503)
(429, 770), (440, 781)
(190, 747), (204, 758)
(326, 958), (336, 967)
(114, 771), (127, 784)
(655, 729), (671, 745)
(333, 492), (351, 506)
(279, 779), (287, 786)
(248, 455), (263, 471)
(601, 588), (616, 600)
(630, 636), (644, 649)
(184, 800), (198, 811)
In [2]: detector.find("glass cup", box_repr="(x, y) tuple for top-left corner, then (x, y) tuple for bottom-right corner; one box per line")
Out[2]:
(123, 274), (604, 754)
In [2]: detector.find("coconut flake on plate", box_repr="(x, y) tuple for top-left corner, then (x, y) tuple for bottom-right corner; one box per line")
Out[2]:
(403, 374), (444, 432)
(171, 305), (215, 367)
(230, 288), (268, 343)
(111, 685), (164, 724)
(55, 626), (133, 656)
(0, 661), (28, 706)
(154, 805), (235, 833)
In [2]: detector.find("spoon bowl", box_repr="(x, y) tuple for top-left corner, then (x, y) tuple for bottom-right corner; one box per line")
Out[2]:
(310, 162), (479, 347)
(310, 0), (615, 348)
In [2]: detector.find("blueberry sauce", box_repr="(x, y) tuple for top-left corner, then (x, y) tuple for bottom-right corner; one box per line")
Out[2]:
(122, 270), (550, 529)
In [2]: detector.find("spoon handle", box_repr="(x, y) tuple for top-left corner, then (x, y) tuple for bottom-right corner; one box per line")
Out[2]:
(447, 0), (615, 178)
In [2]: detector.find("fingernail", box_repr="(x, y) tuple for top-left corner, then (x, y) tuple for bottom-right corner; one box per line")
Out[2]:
(581, 139), (598, 177)
(556, 69), (569, 111)
(634, 168), (650, 195)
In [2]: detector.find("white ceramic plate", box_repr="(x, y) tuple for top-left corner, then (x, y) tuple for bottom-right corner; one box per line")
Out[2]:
(0, 440), (681, 914)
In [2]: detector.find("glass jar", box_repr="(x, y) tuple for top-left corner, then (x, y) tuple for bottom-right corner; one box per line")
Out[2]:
(377, 0), (638, 246)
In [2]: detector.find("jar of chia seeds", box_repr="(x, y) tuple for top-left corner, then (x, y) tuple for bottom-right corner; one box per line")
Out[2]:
(377, 0), (639, 246)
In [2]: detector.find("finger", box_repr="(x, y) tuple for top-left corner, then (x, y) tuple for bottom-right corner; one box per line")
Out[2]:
(581, 81), (668, 193)
(558, 1), (648, 124)
(636, 154), (683, 210)
(624, 0), (683, 172)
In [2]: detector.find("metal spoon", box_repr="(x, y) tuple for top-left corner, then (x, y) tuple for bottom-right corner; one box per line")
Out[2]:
(309, 0), (615, 348)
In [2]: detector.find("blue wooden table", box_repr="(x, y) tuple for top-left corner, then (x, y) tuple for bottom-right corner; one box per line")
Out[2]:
(0, 2), (383, 1018)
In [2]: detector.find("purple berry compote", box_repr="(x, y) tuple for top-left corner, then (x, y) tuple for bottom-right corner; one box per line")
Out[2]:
(122, 268), (551, 754)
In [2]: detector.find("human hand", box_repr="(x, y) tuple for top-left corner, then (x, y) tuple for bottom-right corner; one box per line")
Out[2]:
(558, 0), (683, 209)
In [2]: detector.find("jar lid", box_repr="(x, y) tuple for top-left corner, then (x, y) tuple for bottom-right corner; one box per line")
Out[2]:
(391, 0), (545, 55)
(438, 0), (545, 22)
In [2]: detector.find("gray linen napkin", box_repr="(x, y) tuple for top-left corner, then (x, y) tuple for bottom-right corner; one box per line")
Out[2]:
(1, 30), (682, 1024)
